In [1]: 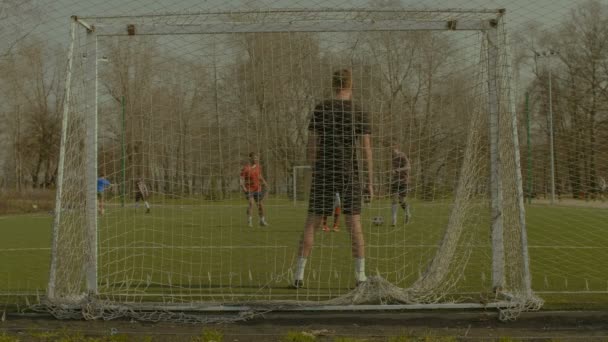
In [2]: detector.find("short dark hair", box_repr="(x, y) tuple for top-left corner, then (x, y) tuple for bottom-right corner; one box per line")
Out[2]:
(332, 69), (352, 93)
(249, 152), (257, 158)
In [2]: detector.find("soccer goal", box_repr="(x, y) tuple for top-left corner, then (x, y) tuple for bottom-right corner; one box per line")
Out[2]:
(46, 9), (542, 322)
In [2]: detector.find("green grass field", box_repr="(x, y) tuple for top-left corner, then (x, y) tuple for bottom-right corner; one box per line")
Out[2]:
(1, 197), (607, 309)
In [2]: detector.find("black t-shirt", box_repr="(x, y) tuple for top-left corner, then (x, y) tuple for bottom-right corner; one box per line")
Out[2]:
(308, 99), (371, 175)
(392, 150), (410, 183)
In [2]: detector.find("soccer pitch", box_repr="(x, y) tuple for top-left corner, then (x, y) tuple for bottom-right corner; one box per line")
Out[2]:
(1, 199), (607, 308)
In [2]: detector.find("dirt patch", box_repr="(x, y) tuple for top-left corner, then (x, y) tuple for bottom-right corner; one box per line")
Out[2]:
(2, 311), (608, 341)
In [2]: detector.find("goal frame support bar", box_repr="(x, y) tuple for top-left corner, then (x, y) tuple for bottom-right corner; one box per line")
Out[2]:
(486, 23), (505, 291)
(47, 301), (515, 313)
(84, 26), (99, 296)
(48, 20), (77, 301)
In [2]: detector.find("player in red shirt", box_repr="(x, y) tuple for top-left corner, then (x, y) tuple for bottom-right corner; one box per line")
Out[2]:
(240, 152), (269, 227)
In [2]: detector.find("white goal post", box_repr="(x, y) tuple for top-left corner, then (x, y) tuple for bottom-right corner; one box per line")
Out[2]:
(45, 8), (541, 322)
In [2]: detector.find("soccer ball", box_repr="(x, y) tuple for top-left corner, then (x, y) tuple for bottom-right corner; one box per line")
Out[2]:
(372, 216), (384, 226)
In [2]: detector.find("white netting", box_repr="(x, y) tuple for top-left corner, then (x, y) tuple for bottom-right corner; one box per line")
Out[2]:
(43, 9), (540, 322)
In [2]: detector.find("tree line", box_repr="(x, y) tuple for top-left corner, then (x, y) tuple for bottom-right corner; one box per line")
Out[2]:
(1, 0), (606, 202)
(513, 0), (608, 199)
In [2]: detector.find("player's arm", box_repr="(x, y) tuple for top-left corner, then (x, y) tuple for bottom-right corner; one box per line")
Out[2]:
(239, 173), (247, 192)
(395, 163), (410, 173)
(105, 179), (115, 195)
(306, 131), (317, 166)
(239, 168), (247, 192)
(404, 155), (411, 184)
(260, 173), (269, 189)
(362, 134), (374, 198)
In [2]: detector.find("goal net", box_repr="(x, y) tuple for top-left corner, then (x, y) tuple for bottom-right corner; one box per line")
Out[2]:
(45, 9), (542, 322)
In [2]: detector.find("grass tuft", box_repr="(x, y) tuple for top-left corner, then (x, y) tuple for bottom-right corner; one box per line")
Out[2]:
(282, 331), (317, 342)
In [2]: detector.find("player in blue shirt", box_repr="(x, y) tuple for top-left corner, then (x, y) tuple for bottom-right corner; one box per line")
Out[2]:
(97, 173), (112, 215)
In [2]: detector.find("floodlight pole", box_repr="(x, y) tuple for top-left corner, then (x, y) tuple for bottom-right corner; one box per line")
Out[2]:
(548, 59), (556, 204)
(535, 50), (558, 204)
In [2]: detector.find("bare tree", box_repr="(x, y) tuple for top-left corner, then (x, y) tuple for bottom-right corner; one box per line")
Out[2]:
(0, 0), (39, 58)
(549, 0), (608, 198)
(234, 32), (324, 193)
(0, 38), (64, 189)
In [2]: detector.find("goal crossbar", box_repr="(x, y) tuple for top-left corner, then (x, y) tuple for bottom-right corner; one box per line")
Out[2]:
(90, 19), (495, 36)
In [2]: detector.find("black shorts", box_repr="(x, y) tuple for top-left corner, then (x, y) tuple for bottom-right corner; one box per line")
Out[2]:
(390, 180), (409, 197)
(245, 191), (265, 202)
(135, 192), (146, 202)
(308, 172), (362, 216)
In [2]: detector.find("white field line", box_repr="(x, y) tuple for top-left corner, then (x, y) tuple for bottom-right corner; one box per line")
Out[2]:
(0, 214), (53, 219)
(1, 245), (608, 253)
(103, 201), (457, 209)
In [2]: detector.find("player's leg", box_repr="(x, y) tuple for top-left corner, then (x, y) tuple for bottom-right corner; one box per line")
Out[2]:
(135, 192), (142, 210)
(391, 193), (399, 226)
(294, 214), (323, 288)
(400, 193), (410, 224)
(345, 214), (367, 284)
(399, 183), (410, 224)
(316, 176), (331, 232)
(294, 175), (330, 288)
(143, 195), (151, 213)
(343, 185), (367, 284)
(257, 192), (268, 226)
(98, 192), (105, 215)
(390, 180), (400, 226)
(332, 192), (341, 232)
(321, 215), (330, 232)
(246, 193), (254, 227)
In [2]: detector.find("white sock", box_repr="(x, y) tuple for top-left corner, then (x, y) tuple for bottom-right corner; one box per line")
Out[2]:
(355, 258), (367, 282)
(260, 216), (266, 222)
(144, 201), (150, 209)
(391, 204), (398, 223)
(295, 257), (307, 280)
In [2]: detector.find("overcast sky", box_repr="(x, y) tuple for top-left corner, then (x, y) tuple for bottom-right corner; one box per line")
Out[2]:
(3, 0), (590, 49)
